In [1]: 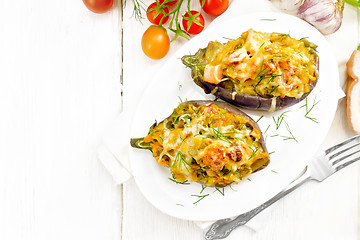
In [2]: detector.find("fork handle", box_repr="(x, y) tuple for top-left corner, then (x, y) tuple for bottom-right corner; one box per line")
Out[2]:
(204, 168), (312, 240)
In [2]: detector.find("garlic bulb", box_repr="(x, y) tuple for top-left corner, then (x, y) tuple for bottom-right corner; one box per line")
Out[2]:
(269, 0), (305, 14)
(269, 0), (344, 35)
(298, 0), (344, 35)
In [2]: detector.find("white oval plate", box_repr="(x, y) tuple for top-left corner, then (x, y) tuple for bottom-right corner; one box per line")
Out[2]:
(129, 12), (340, 221)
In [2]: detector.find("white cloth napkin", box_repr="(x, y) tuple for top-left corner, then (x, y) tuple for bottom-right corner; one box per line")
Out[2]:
(97, 0), (345, 235)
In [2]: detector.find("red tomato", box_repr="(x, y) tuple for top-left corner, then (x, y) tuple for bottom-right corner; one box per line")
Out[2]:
(159, 0), (178, 6)
(141, 26), (170, 59)
(83, 0), (113, 13)
(182, 11), (205, 35)
(200, 0), (229, 16)
(147, 2), (169, 25)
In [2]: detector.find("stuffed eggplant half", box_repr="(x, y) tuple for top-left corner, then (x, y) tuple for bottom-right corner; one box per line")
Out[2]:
(182, 29), (319, 111)
(131, 100), (270, 187)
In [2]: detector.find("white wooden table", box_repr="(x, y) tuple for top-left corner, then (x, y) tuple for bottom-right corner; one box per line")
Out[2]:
(0, 1), (359, 240)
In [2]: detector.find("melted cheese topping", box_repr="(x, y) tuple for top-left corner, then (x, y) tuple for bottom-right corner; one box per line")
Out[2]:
(203, 29), (318, 99)
(143, 103), (269, 187)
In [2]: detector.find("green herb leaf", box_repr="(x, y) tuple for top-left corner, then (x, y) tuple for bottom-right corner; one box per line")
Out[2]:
(191, 194), (209, 204)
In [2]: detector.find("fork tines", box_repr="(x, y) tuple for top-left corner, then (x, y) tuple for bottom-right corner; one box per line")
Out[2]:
(325, 135), (360, 171)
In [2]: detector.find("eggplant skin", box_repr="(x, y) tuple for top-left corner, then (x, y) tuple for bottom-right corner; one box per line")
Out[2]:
(199, 79), (317, 111)
(182, 47), (319, 112)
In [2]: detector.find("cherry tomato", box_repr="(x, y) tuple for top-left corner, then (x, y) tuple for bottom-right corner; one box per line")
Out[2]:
(182, 11), (205, 35)
(83, 0), (113, 13)
(141, 26), (170, 60)
(159, 0), (178, 6)
(200, 0), (229, 16)
(146, 2), (169, 25)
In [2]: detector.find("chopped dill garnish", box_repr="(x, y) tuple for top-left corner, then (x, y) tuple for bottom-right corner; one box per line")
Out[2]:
(248, 147), (259, 160)
(300, 96), (320, 123)
(260, 18), (276, 21)
(223, 37), (235, 41)
(269, 85), (280, 93)
(264, 124), (271, 144)
(172, 152), (191, 172)
(192, 194), (209, 204)
(183, 54), (205, 69)
(208, 127), (242, 146)
(253, 60), (281, 91)
(271, 170), (279, 174)
(178, 80), (183, 90)
(276, 33), (290, 40)
(178, 96), (185, 103)
(256, 115), (264, 123)
(176, 204), (184, 207)
(235, 167), (252, 174)
(168, 177), (190, 185)
(222, 168), (231, 176)
(214, 187), (225, 196)
(272, 111), (289, 130)
(200, 185), (207, 194)
(280, 121), (298, 142)
(247, 178), (252, 181)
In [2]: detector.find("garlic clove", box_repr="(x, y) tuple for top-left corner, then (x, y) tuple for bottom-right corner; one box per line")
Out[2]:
(297, 0), (344, 35)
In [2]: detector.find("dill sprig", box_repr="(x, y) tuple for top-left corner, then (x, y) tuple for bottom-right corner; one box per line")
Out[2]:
(122, 0), (145, 23)
(178, 96), (187, 103)
(300, 96), (320, 123)
(221, 168), (231, 176)
(280, 121), (297, 142)
(183, 54), (205, 69)
(253, 60), (281, 91)
(168, 177), (190, 185)
(172, 151), (190, 172)
(223, 37), (235, 41)
(191, 194), (209, 204)
(200, 185), (207, 194)
(248, 147), (259, 160)
(208, 127), (241, 145)
(272, 111), (289, 130)
(214, 187), (225, 196)
(261, 18), (276, 21)
(276, 33), (290, 40)
(269, 85), (280, 93)
(256, 115), (264, 123)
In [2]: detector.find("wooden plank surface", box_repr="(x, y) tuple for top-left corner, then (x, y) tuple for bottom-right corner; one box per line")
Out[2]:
(0, 0), (358, 240)
(0, 1), (122, 239)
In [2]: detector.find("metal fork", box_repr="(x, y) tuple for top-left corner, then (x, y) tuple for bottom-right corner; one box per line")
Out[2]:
(205, 134), (360, 240)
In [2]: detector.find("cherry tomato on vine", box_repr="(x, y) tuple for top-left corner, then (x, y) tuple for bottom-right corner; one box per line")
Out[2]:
(83, 0), (113, 13)
(182, 11), (205, 35)
(159, 0), (178, 6)
(200, 0), (229, 16)
(141, 26), (170, 59)
(147, 2), (169, 25)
